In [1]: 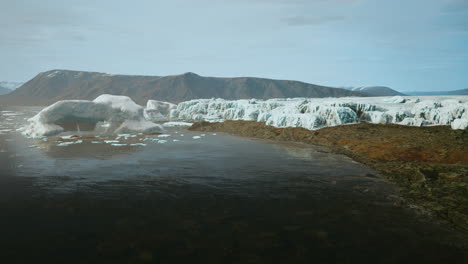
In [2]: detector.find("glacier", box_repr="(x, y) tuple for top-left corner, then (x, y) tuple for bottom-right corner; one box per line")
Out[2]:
(19, 94), (468, 138)
(169, 96), (468, 130)
(20, 94), (164, 138)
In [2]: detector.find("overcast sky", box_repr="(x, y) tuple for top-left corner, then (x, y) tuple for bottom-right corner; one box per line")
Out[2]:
(1, 0), (467, 91)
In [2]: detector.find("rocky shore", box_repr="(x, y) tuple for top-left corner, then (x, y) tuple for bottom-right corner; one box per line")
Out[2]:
(190, 121), (468, 232)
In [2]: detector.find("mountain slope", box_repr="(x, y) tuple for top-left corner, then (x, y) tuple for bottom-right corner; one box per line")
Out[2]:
(0, 70), (366, 105)
(341, 86), (405, 96)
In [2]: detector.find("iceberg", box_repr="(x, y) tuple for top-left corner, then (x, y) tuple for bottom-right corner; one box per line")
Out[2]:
(144, 100), (177, 121)
(20, 94), (164, 138)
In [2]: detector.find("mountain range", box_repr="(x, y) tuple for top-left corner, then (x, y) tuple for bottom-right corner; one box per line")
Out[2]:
(0, 70), (365, 106)
(404, 88), (468, 96)
(340, 86), (405, 96)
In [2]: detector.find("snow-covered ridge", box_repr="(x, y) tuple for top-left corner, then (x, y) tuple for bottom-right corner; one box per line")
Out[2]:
(169, 96), (468, 130)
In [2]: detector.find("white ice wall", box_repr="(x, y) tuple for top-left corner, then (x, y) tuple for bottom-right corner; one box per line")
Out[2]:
(169, 96), (468, 130)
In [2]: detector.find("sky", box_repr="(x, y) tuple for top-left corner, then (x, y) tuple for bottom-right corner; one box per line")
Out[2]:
(1, 0), (467, 92)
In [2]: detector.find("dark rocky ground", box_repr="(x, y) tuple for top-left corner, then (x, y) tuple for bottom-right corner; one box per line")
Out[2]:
(190, 121), (468, 232)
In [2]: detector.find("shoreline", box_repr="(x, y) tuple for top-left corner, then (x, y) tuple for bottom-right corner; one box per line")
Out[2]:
(189, 121), (468, 232)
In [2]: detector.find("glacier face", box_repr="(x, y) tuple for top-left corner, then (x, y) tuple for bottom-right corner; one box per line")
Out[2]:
(20, 94), (468, 138)
(169, 96), (468, 130)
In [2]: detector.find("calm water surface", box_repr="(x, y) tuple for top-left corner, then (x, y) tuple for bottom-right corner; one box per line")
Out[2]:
(0, 106), (466, 263)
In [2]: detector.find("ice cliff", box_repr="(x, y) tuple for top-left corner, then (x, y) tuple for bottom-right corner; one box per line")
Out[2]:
(169, 96), (468, 130)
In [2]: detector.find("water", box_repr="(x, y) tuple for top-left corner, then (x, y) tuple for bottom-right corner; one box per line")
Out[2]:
(0, 107), (466, 263)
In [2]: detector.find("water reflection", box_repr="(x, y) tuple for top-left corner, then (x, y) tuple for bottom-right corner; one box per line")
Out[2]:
(0, 106), (467, 263)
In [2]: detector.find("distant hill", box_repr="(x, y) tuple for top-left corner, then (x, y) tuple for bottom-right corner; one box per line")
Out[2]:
(0, 81), (24, 91)
(0, 81), (24, 95)
(0, 70), (366, 106)
(341, 86), (405, 96)
(405, 88), (468, 96)
(0, 86), (11, 96)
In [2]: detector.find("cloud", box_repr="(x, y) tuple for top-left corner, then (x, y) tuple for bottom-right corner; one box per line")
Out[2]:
(443, 0), (468, 13)
(0, 0), (93, 46)
(283, 15), (345, 26)
(438, 0), (468, 33)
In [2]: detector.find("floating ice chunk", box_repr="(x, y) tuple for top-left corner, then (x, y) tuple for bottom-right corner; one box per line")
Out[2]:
(157, 134), (171, 138)
(158, 140), (167, 144)
(91, 141), (102, 144)
(60, 135), (78, 140)
(57, 140), (83, 147)
(200, 134), (206, 137)
(162, 122), (193, 127)
(130, 143), (147, 146)
(2, 112), (23, 116)
(172, 139), (180, 142)
(104, 140), (120, 144)
(111, 143), (128, 147)
(192, 136), (201, 139)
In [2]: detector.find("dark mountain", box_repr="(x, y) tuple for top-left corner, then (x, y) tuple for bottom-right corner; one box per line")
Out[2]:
(0, 70), (366, 106)
(405, 88), (468, 96)
(341, 86), (405, 96)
